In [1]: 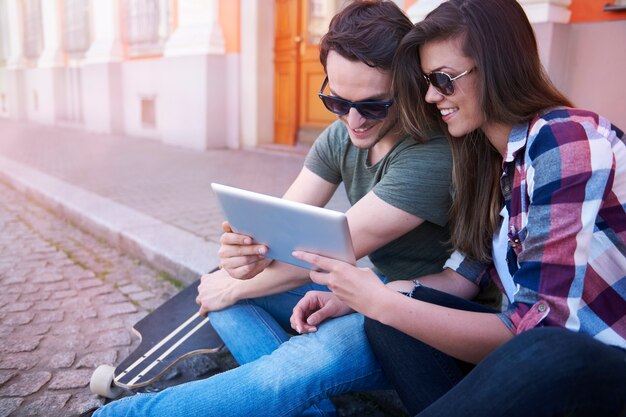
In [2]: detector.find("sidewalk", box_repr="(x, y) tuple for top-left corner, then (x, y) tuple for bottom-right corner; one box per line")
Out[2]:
(0, 119), (350, 285)
(0, 119), (406, 417)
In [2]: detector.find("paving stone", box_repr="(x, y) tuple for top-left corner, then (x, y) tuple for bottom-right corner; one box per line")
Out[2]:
(0, 371), (16, 386)
(1, 312), (35, 326)
(99, 302), (137, 318)
(0, 302), (33, 313)
(13, 324), (51, 337)
(33, 310), (64, 324)
(78, 309), (98, 320)
(81, 285), (116, 299)
(0, 371), (51, 396)
(74, 278), (103, 291)
(32, 300), (62, 311)
(83, 318), (127, 334)
(19, 393), (71, 416)
(0, 398), (23, 417)
(95, 329), (132, 348)
(50, 289), (78, 300)
(128, 291), (154, 302)
(0, 326), (12, 338)
(43, 334), (90, 351)
(93, 291), (127, 304)
(51, 324), (81, 335)
(61, 297), (92, 310)
(0, 354), (40, 371)
(48, 370), (92, 390)
(31, 272), (64, 284)
(41, 281), (71, 292)
(19, 291), (51, 302)
(2, 275), (28, 285)
(118, 284), (143, 295)
(49, 352), (76, 368)
(0, 336), (42, 353)
(65, 391), (105, 416)
(76, 351), (117, 368)
(63, 265), (96, 280)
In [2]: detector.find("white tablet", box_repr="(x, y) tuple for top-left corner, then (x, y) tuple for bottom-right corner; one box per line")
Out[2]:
(211, 183), (356, 270)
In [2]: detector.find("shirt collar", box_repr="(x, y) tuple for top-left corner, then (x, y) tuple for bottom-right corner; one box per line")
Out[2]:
(504, 121), (529, 163)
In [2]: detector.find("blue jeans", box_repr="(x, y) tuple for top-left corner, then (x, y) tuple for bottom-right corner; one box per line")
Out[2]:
(209, 282), (339, 416)
(93, 311), (388, 417)
(365, 287), (626, 416)
(94, 277), (390, 417)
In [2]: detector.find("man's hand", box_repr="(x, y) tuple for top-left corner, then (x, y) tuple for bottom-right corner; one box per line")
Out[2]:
(196, 269), (240, 316)
(290, 291), (353, 334)
(218, 221), (273, 280)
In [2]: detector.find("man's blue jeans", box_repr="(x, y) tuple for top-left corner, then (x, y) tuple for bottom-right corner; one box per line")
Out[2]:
(209, 282), (340, 416)
(365, 287), (626, 416)
(93, 282), (389, 417)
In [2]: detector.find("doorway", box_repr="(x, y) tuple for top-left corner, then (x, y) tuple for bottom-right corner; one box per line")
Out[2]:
(274, 0), (342, 146)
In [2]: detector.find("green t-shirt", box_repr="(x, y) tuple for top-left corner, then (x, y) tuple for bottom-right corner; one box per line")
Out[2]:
(304, 120), (453, 280)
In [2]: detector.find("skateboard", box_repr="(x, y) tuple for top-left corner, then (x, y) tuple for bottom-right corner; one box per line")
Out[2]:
(90, 278), (224, 399)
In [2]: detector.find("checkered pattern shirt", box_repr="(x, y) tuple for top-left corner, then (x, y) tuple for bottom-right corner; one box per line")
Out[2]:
(445, 108), (626, 349)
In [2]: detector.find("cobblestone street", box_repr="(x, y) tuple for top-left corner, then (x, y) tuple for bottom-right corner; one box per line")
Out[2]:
(0, 179), (407, 417)
(0, 179), (187, 417)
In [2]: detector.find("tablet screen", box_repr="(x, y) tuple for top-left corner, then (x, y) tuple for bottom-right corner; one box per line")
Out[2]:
(211, 183), (356, 269)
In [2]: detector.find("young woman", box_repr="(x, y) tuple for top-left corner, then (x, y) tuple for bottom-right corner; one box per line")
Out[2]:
(291, 0), (626, 415)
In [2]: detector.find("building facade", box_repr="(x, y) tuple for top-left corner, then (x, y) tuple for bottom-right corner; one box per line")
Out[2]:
(0, 0), (624, 151)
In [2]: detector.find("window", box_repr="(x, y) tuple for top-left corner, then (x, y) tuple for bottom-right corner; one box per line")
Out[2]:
(307, 0), (345, 44)
(22, 0), (43, 60)
(0, 1), (8, 66)
(140, 96), (156, 128)
(605, 0), (626, 11)
(122, 0), (171, 57)
(63, 0), (90, 56)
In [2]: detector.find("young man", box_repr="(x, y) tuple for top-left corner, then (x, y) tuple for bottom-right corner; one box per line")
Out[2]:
(94, 2), (453, 416)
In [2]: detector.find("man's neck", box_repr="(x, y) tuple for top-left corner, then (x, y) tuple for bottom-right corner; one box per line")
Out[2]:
(368, 133), (403, 165)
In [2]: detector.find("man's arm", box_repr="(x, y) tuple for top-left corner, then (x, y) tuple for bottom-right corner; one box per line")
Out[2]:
(216, 167), (338, 279)
(198, 170), (427, 313)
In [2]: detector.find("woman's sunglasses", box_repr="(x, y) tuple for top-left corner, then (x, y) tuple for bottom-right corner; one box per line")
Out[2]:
(423, 68), (473, 96)
(318, 77), (394, 120)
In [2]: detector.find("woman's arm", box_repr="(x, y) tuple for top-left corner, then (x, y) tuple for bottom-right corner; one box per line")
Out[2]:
(293, 251), (512, 364)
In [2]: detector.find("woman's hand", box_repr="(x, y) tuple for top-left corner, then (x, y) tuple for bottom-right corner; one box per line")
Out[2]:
(290, 291), (353, 334)
(292, 251), (388, 318)
(218, 221), (273, 280)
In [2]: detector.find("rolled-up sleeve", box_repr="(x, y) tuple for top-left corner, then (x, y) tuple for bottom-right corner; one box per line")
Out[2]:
(443, 250), (493, 290)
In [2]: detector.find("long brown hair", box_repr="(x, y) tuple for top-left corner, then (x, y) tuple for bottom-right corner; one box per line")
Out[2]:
(393, 0), (573, 261)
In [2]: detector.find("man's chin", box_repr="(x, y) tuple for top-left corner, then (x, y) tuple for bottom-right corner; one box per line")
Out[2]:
(348, 136), (378, 149)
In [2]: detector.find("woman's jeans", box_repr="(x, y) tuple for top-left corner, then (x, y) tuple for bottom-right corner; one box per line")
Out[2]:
(365, 287), (626, 417)
(93, 282), (389, 417)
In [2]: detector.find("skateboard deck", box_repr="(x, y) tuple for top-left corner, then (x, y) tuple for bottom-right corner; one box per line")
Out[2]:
(90, 278), (224, 398)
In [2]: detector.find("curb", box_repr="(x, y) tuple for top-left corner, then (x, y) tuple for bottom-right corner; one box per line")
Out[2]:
(0, 155), (219, 285)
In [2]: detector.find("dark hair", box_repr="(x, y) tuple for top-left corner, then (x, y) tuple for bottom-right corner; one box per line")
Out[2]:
(393, 0), (574, 261)
(319, 0), (413, 71)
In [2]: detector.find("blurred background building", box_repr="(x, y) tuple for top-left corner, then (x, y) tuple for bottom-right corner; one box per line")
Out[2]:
(0, 0), (624, 152)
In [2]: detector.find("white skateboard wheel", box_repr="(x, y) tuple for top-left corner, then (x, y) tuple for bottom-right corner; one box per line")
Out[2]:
(90, 365), (122, 399)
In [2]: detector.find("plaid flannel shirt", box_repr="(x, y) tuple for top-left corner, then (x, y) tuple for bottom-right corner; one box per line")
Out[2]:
(445, 108), (626, 349)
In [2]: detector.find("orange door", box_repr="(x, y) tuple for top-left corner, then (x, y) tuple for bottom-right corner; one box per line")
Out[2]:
(274, 0), (300, 145)
(274, 0), (337, 146)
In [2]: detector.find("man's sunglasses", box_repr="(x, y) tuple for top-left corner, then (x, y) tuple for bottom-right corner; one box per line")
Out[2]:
(423, 68), (473, 96)
(318, 77), (393, 120)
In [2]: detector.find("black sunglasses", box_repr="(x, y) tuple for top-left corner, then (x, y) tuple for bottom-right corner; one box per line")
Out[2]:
(318, 77), (393, 120)
(423, 68), (473, 96)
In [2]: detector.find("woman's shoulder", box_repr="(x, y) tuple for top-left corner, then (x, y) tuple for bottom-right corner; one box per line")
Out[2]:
(532, 107), (620, 134)
(529, 107), (622, 146)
